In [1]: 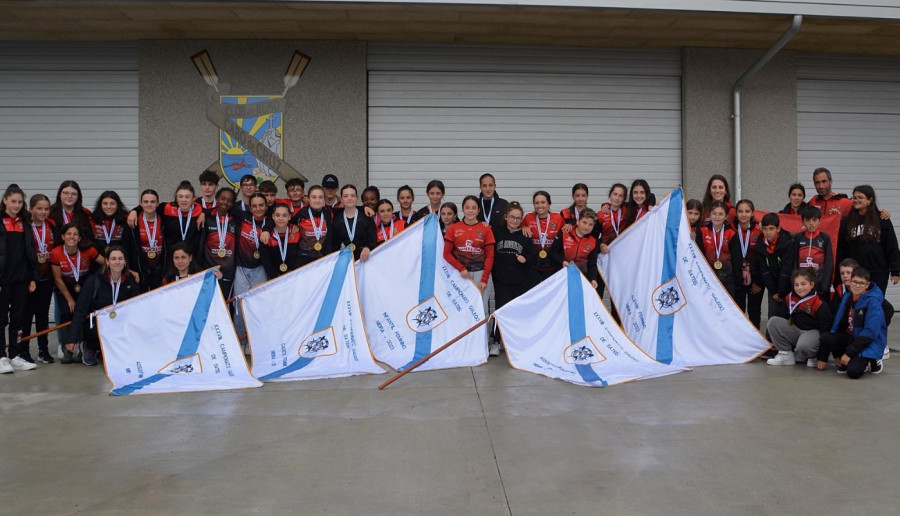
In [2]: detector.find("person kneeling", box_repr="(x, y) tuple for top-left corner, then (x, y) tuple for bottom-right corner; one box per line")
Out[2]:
(818, 266), (886, 378)
(766, 268), (832, 367)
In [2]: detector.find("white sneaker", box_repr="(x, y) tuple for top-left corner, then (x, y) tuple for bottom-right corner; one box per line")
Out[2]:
(767, 351), (794, 366)
(0, 357), (13, 374)
(10, 356), (36, 371)
(489, 343), (501, 356)
(883, 347), (890, 360)
(806, 358), (817, 368)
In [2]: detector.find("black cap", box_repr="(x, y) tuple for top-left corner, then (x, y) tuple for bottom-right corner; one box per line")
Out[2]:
(322, 174), (339, 188)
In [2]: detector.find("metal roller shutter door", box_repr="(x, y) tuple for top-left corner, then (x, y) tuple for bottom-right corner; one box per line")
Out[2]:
(368, 43), (682, 208)
(0, 42), (139, 208)
(797, 53), (900, 306)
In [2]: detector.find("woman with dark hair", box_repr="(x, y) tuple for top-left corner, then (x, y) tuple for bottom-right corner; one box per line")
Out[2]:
(331, 184), (376, 261)
(623, 179), (654, 228)
(780, 183), (807, 215)
(361, 186), (380, 215)
(199, 187), (238, 296)
(132, 189), (165, 291)
(734, 199), (764, 329)
(163, 242), (202, 284)
(522, 190), (565, 281)
(49, 180), (93, 239)
(67, 245), (140, 366)
(837, 185), (900, 293)
(0, 185), (39, 373)
(696, 201), (742, 298)
(415, 180), (446, 226)
(375, 199), (404, 246)
(394, 185), (419, 226)
(261, 202), (301, 278)
(91, 190), (136, 264)
(292, 185), (334, 267)
(686, 198), (703, 235)
(440, 202), (458, 235)
(476, 173), (509, 233)
(560, 183), (591, 234)
(23, 194), (56, 363)
(701, 174), (735, 224)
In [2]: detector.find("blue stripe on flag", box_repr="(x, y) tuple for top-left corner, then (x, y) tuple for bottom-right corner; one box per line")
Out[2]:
(655, 187), (683, 364)
(400, 215), (438, 371)
(566, 265), (607, 386)
(259, 248), (352, 381)
(112, 270), (218, 395)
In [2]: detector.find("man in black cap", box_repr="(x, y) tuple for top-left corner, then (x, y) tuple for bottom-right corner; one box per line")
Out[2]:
(322, 174), (342, 213)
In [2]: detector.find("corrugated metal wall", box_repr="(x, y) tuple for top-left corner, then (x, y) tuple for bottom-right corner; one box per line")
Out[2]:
(0, 42), (139, 208)
(798, 53), (900, 306)
(367, 43), (682, 209)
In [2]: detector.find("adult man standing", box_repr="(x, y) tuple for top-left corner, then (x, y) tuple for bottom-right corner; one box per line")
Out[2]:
(808, 167), (853, 218)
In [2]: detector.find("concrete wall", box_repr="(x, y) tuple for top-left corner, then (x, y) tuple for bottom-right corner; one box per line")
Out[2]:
(683, 47), (797, 212)
(139, 40), (367, 200)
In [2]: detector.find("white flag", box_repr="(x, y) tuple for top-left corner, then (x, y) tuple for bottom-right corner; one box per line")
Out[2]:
(357, 215), (488, 372)
(494, 265), (686, 386)
(99, 269), (262, 395)
(598, 187), (770, 366)
(242, 248), (385, 382)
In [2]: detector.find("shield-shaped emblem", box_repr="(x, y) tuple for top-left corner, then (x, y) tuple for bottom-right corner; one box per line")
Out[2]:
(219, 95), (283, 187)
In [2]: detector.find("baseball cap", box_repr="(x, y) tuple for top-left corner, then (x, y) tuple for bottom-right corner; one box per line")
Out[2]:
(322, 174), (339, 188)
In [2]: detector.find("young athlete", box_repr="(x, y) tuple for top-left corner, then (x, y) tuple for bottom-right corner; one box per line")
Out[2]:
(696, 201), (741, 298)
(623, 179), (654, 228)
(361, 186), (380, 215)
(375, 199), (405, 246)
(734, 199), (764, 329)
(550, 208), (601, 289)
(476, 173), (509, 233)
(261, 203), (301, 277)
(394, 185), (419, 227)
(837, 185), (900, 294)
(831, 258), (860, 313)
(162, 242), (201, 284)
(322, 174), (342, 212)
(281, 178), (306, 217)
(492, 202), (538, 311)
(701, 174), (735, 224)
(522, 190), (565, 281)
(50, 223), (103, 364)
(131, 189), (165, 291)
(49, 180), (93, 240)
(91, 190), (136, 263)
(129, 181), (205, 259)
(794, 205), (834, 298)
(200, 188), (238, 296)
(292, 185), (334, 266)
(599, 184), (628, 248)
(440, 203), (459, 235)
(766, 268), (832, 367)
(0, 185), (39, 373)
(444, 195), (496, 311)
(819, 266), (887, 377)
(330, 185), (376, 261)
(753, 213), (795, 318)
(414, 180), (445, 226)
(197, 169), (220, 215)
(67, 246), (139, 366)
(23, 194), (56, 363)
(258, 180), (278, 213)
(779, 183), (806, 215)
(233, 174), (258, 217)
(686, 199), (703, 235)
(559, 183), (590, 233)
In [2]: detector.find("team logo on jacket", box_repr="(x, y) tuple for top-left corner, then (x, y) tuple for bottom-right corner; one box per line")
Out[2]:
(299, 327), (338, 359)
(652, 277), (687, 316)
(406, 296), (448, 333)
(158, 353), (202, 375)
(563, 338), (605, 365)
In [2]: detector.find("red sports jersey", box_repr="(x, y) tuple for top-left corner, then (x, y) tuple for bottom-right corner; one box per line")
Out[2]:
(698, 225), (737, 272)
(444, 221), (496, 273)
(295, 208), (331, 255)
(91, 218), (128, 255)
(50, 246), (99, 291)
(734, 224), (762, 266)
(600, 206), (627, 245)
(522, 212), (564, 253)
(561, 231), (598, 276)
(376, 219), (405, 244)
(808, 195), (852, 218)
(136, 213), (164, 269)
(2, 215), (23, 234)
(796, 230), (828, 272)
(30, 220), (56, 279)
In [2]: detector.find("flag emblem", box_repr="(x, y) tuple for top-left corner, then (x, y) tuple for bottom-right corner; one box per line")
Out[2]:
(653, 277), (686, 315)
(299, 327), (338, 359)
(563, 338), (605, 365)
(158, 353), (202, 375)
(406, 296), (448, 333)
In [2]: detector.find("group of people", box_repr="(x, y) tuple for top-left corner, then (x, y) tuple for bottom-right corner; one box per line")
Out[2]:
(0, 166), (896, 375)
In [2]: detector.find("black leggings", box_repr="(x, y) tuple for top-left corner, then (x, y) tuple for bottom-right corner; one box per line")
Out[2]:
(734, 284), (764, 330)
(0, 281), (30, 358)
(818, 332), (879, 379)
(22, 279), (54, 354)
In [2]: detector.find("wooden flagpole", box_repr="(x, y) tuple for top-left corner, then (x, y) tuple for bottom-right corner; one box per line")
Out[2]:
(19, 321), (71, 343)
(377, 317), (491, 390)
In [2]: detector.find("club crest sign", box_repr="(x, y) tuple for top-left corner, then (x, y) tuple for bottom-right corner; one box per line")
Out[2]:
(192, 50), (310, 187)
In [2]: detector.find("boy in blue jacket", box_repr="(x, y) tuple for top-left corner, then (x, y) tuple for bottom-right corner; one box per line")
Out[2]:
(818, 267), (886, 378)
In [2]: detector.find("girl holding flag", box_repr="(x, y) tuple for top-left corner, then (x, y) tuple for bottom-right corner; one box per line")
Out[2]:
(444, 196), (495, 303)
(414, 180), (446, 226)
(132, 189), (165, 291)
(522, 190), (565, 281)
(623, 179), (654, 228)
(550, 208), (600, 289)
(23, 194), (56, 364)
(734, 199), (764, 329)
(375, 199), (404, 246)
(696, 201), (742, 298)
(66, 245), (139, 366)
(292, 185), (333, 266)
(394, 185), (419, 227)
(163, 242), (201, 284)
(332, 185), (376, 261)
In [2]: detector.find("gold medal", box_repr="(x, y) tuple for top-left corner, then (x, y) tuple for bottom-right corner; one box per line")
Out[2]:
(349, 243), (356, 252)
(279, 263), (288, 272)
(714, 260), (723, 270)
(74, 284), (81, 293)
(147, 251), (156, 259)
(253, 251), (260, 259)
(104, 246), (110, 256)
(109, 311), (117, 320)
(539, 250), (548, 259)
(217, 248), (227, 258)
(314, 242), (323, 251)
(37, 256), (46, 264)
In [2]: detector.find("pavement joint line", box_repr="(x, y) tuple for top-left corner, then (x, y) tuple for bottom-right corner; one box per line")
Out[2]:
(471, 366), (513, 516)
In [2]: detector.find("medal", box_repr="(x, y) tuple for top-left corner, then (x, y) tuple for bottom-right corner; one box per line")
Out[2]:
(349, 243), (356, 252)
(343, 209), (359, 253)
(109, 275), (121, 320)
(539, 250), (548, 259)
(274, 230), (290, 268)
(309, 208), (325, 250)
(314, 242), (323, 251)
(64, 249), (82, 292)
(250, 217), (263, 258)
(535, 213), (551, 258)
(610, 208), (622, 236)
(215, 214), (230, 257)
(37, 256), (47, 264)
(177, 208), (191, 242)
(217, 248), (226, 258)
(147, 251), (157, 259)
(253, 251), (260, 259)
(737, 225), (751, 263)
(32, 222), (48, 261)
(74, 284), (81, 293)
(142, 214), (159, 260)
(279, 263), (288, 272)
(480, 196), (495, 225)
(101, 219), (117, 250)
(714, 260), (723, 270)
(109, 311), (117, 320)
(104, 246), (110, 256)
(712, 225), (725, 271)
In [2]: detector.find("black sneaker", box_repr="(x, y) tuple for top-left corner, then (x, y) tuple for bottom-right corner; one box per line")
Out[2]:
(836, 365), (848, 374)
(37, 351), (55, 364)
(18, 353), (36, 364)
(60, 348), (74, 364)
(871, 359), (884, 375)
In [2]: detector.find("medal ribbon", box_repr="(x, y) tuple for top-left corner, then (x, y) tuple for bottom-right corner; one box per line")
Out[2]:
(610, 208), (621, 236)
(536, 214), (551, 249)
(177, 209), (191, 241)
(788, 293), (816, 315)
(402, 209), (413, 225)
(32, 222), (47, 254)
(142, 213), (158, 249)
(215, 214), (229, 251)
(738, 226), (751, 259)
(64, 249), (82, 284)
(713, 225), (725, 262)
(251, 217), (264, 250)
(101, 220), (117, 245)
(62, 209), (71, 225)
(309, 208), (325, 241)
(343, 209), (359, 245)
(110, 276), (122, 312)
(480, 196), (495, 224)
(380, 219), (395, 241)
(275, 230), (289, 263)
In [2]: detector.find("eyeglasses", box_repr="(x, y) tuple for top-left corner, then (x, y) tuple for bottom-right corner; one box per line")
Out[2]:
(507, 215), (522, 221)
(850, 280), (868, 287)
